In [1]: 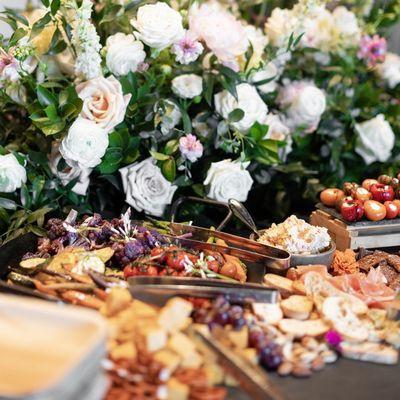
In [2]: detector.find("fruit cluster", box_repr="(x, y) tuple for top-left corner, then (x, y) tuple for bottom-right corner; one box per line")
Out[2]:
(191, 296), (284, 370)
(320, 174), (400, 222)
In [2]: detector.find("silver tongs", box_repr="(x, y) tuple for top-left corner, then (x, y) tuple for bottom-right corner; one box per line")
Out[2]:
(128, 276), (278, 304)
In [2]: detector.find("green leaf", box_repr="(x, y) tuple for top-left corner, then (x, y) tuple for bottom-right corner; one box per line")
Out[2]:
(161, 158), (176, 182)
(0, 198), (17, 210)
(50, 0), (61, 15)
(9, 28), (27, 46)
(41, 0), (50, 7)
(44, 104), (58, 121)
(249, 122), (269, 141)
(150, 151), (171, 161)
(228, 108), (244, 123)
(164, 139), (179, 155)
(37, 85), (57, 106)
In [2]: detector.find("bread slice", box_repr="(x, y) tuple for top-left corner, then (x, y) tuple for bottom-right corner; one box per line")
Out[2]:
(281, 295), (313, 320)
(292, 280), (306, 295)
(278, 318), (329, 338)
(322, 296), (369, 342)
(341, 341), (398, 365)
(264, 274), (294, 297)
(252, 303), (283, 325)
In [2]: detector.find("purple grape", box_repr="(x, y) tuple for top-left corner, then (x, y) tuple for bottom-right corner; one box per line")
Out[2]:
(259, 345), (283, 370)
(248, 329), (266, 348)
(213, 296), (229, 311)
(213, 311), (229, 326)
(231, 316), (246, 330)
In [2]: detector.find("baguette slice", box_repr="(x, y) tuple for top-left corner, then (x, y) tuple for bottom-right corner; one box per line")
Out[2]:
(278, 318), (329, 338)
(252, 303), (283, 325)
(281, 295), (313, 320)
(292, 280), (306, 295)
(341, 341), (398, 365)
(264, 274), (294, 297)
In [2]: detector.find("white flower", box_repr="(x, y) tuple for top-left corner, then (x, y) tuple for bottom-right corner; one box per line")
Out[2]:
(332, 6), (360, 46)
(263, 113), (290, 141)
(157, 100), (182, 136)
(60, 118), (109, 169)
(263, 113), (292, 160)
(172, 74), (203, 99)
(76, 75), (131, 133)
(71, 0), (102, 79)
(171, 30), (203, 65)
(355, 114), (395, 165)
(204, 159), (253, 203)
(265, 8), (298, 48)
(278, 80), (326, 133)
(49, 142), (91, 196)
(214, 83), (268, 132)
(189, 2), (248, 68)
(0, 153), (26, 193)
(131, 2), (184, 50)
(106, 33), (146, 76)
(376, 52), (400, 89)
(251, 62), (279, 94)
(119, 157), (177, 217)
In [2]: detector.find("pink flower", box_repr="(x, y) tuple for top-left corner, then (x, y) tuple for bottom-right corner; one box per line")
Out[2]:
(358, 35), (387, 67)
(179, 134), (203, 162)
(0, 48), (19, 82)
(171, 31), (203, 65)
(189, 2), (248, 68)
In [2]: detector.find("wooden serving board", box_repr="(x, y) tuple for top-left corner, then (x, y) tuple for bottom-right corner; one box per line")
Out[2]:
(0, 294), (106, 399)
(311, 204), (400, 250)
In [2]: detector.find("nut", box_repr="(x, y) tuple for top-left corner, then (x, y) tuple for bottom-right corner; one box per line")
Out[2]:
(299, 351), (317, 364)
(317, 343), (329, 353)
(277, 362), (293, 376)
(292, 362), (312, 378)
(321, 350), (337, 364)
(293, 347), (306, 358)
(311, 356), (325, 371)
(301, 337), (318, 350)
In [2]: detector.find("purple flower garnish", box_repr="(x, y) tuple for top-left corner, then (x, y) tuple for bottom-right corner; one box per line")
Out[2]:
(325, 330), (342, 350)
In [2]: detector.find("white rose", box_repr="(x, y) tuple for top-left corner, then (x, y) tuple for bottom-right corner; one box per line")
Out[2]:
(251, 62), (279, 94)
(214, 83), (268, 132)
(204, 159), (253, 203)
(332, 6), (360, 45)
(279, 81), (326, 133)
(119, 157), (177, 217)
(49, 142), (91, 196)
(172, 74), (203, 99)
(106, 33), (146, 76)
(131, 2), (184, 50)
(355, 114), (395, 165)
(60, 118), (109, 169)
(264, 113), (292, 160)
(0, 153), (26, 193)
(265, 8), (297, 48)
(76, 75), (131, 133)
(376, 52), (400, 89)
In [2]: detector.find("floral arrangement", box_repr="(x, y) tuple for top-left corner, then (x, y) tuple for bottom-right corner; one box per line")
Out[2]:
(0, 0), (399, 240)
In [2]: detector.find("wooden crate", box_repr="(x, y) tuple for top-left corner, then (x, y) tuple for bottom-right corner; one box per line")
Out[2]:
(310, 209), (400, 250)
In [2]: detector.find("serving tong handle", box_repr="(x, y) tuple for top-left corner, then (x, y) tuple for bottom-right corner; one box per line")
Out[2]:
(190, 326), (285, 400)
(228, 199), (260, 237)
(170, 196), (233, 231)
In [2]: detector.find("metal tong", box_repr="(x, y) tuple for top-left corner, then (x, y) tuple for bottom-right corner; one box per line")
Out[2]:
(128, 276), (278, 304)
(189, 326), (285, 400)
